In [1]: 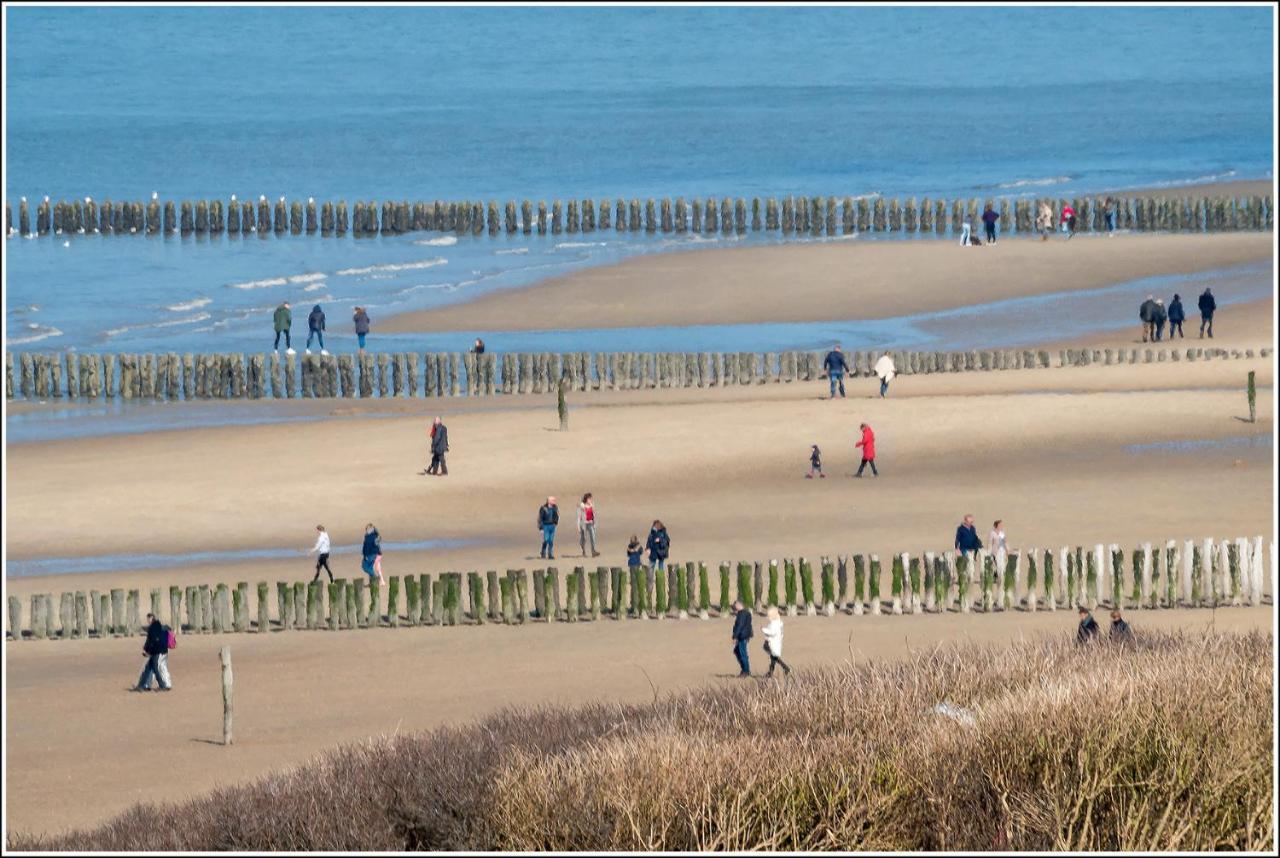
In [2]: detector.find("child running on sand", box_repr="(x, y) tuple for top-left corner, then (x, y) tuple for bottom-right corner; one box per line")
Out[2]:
(806, 445), (825, 478)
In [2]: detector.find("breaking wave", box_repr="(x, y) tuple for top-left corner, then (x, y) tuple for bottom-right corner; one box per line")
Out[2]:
(335, 258), (447, 276)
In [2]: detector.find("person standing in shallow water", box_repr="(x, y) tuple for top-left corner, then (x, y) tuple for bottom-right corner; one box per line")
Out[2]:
(352, 306), (371, 355)
(731, 600), (753, 677)
(305, 304), (327, 355)
(576, 493), (599, 557)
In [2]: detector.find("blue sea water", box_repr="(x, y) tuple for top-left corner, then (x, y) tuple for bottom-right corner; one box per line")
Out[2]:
(3, 5), (1275, 355)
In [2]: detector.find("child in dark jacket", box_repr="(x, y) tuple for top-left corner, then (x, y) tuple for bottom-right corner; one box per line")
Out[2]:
(806, 444), (825, 479)
(626, 536), (643, 569)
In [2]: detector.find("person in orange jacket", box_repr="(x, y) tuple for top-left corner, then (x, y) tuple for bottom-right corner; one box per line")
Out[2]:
(855, 422), (878, 477)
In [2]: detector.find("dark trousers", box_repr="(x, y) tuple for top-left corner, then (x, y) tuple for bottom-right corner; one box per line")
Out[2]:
(1200, 315), (1213, 337)
(1169, 320), (1183, 338)
(274, 329), (291, 349)
(856, 457), (878, 476)
(984, 223), (996, 243)
(765, 642), (791, 676)
(312, 552), (333, 582)
(733, 639), (751, 675)
(1154, 321), (1165, 341)
(879, 378), (889, 397)
(427, 452), (447, 474)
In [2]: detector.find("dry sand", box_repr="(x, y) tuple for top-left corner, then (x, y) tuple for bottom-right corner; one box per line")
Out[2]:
(381, 232), (1273, 333)
(5, 605), (1273, 836)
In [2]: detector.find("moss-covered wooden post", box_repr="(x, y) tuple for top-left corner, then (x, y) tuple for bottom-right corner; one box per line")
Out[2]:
(765, 559), (780, 609)
(955, 553), (971, 613)
(1227, 539), (1243, 607)
(384, 575), (400, 627)
(799, 558), (816, 616)
(251, 582), (266, 632)
(498, 578), (514, 624)
(820, 559), (836, 616)
(782, 558), (798, 617)
(889, 554), (904, 615)
(352, 578), (367, 628)
(276, 582), (291, 631)
(1139, 542), (1154, 609)
(565, 570), (580, 622)
(868, 555), (883, 615)
(1247, 370), (1256, 422)
(718, 562), (731, 616)
(909, 555), (924, 614)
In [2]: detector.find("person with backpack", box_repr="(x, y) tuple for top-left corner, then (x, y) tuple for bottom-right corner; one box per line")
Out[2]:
(273, 301), (294, 354)
(1198, 288), (1217, 338)
(133, 613), (172, 692)
(307, 524), (333, 583)
(305, 304), (328, 355)
(823, 345), (850, 399)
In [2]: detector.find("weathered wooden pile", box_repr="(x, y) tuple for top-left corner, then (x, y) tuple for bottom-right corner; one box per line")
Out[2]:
(6, 344), (1269, 402)
(6, 193), (1273, 239)
(7, 537), (1271, 641)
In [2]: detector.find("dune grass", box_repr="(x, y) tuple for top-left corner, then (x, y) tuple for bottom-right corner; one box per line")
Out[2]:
(10, 630), (1273, 852)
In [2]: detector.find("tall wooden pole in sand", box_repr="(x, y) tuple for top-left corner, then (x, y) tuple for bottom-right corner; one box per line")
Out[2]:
(220, 646), (233, 746)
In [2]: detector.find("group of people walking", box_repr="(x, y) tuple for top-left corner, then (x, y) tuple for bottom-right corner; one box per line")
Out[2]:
(823, 346), (896, 399)
(272, 302), (372, 355)
(1138, 288), (1215, 342)
(536, 494), (610, 560)
(304, 523), (385, 585)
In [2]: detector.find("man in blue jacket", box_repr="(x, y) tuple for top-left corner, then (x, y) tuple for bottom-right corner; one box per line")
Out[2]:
(1198, 288), (1217, 338)
(823, 345), (851, 399)
(538, 497), (559, 559)
(954, 514), (982, 555)
(731, 600), (753, 677)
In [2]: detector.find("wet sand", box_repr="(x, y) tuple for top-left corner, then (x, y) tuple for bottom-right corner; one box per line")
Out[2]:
(380, 232), (1273, 334)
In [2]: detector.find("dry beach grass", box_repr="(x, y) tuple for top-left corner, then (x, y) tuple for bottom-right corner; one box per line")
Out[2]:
(9, 630), (1272, 852)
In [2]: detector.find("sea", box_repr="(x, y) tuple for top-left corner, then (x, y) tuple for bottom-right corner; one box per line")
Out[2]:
(3, 5), (1275, 357)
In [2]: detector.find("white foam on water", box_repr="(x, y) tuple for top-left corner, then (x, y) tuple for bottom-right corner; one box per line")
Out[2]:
(165, 297), (213, 312)
(494, 247), (530, 255)
(995, 175), (1073, 189)
(104, 312), (212, 338)
(414, 235), (458, 247)
(303, 282), (327, 292)
(1143, 169), (1242, 189)
(288, 273), (327, 284)
(554, 241), (608, 249)
(227, 276), (287, 290)
(8, 324), (63, 345)
(335, 257), (447, 276)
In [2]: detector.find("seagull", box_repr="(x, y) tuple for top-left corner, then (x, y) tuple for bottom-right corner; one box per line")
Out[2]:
(62, 240), (70, 247)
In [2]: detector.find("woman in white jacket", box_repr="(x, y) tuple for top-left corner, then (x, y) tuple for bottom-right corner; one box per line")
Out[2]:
(762, 607), (791, 678)
(874, 352), (896, 398)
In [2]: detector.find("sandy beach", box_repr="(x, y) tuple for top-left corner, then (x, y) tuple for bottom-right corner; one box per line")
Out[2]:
(381, 232), (1273, 333)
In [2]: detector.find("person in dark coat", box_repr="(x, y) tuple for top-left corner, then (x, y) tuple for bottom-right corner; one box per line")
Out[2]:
(822, 345), (850, 399)
(1109, 609), (1134, 643)
(273, 301), (293, 353)
(1138, 295), (1157, 343)
(731, 600), (753, 677)
(538, 497), (559, 559)
(954, 514), (982, 554)
(645, 520), (671, 586)
(981, 202), (1000, 244)
(352, 306), (371, 354)
(424, 416), (449, 476)
(1197, 288), (1217, 338)
(305, 304), (327, 354)
(134, 613), (172, 691)
(1076, 606), (1100, 644)
(1151, 299), (1168, 341)
(471, 338), (485, 355)
(1167, 294), (1185, 339)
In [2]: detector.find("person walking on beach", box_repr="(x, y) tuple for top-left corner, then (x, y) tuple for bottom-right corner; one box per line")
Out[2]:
(761, 606), (791, 678)
(874, 352), (896, 398)
(646, 520), (671, 586)
(273, 301), (294, 354)
(471, 338), (485, 355)
(352, 306), (371, 355)
(1060, 203), (1076, 239)
(981, 203), (999, 245)
(538, 497), (559, 559)
(989, 520), (1008, 571)
(1109, 609), (1134, 644)
(731, 600), (753, 678)
(807, 444), (825, 479)
(424, 416), (449, 476)
(133, 613), (172, 692)
(1103, 196), (1117, 235)
(361, 523), (384, 585)
(307, 524), (334, 583)
(1167, 294), (1186, 339)
(959, 214), (972, 247)
(1152, 298), (1167, 342)
(1076, 606), (1100, 644)
(305, 304), (328, 355)
(1139, 294), (1157, 343)
(577, 492), (599, 557)
(1036, 201), (1053, 240)
(955, 514), (982, 557)
(855, 423), (878, 477)
(823, 345), (850, 399)
(1198, 288), (1216, 338)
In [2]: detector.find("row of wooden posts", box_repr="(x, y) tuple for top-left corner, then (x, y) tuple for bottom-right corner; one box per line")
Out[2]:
(7, 344), (1269, 402)
(7, 537), (1271, 641)
(6, 193), (1274, 240)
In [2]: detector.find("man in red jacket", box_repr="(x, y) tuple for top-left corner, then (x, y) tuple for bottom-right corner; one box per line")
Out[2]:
(855, 422), (878, 477)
